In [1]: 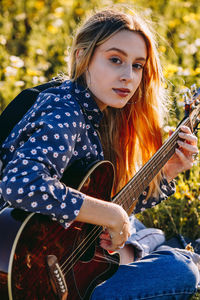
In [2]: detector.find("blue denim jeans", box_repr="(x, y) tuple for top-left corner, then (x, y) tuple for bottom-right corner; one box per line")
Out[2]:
(91, 217), (200, 300)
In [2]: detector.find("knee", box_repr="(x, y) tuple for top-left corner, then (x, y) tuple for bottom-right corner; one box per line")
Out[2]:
(155, 249), (200, 291)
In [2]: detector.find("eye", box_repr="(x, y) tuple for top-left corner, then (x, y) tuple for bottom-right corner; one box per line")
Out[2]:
(132, 63), (144, 70)
(109, 57), (122, 64)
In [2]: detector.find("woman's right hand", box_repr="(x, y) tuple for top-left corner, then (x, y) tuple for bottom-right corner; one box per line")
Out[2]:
(99, 206), (131, 252)
(75, 191), (131, 252)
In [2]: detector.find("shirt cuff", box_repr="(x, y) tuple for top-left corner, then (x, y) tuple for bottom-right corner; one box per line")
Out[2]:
(54, 187), (85, 229)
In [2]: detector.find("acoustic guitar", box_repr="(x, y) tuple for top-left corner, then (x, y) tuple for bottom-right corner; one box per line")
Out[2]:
(0, 87), (199, 300)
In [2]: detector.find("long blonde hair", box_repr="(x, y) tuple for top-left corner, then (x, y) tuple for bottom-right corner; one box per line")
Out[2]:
(69, 9), (168, 205)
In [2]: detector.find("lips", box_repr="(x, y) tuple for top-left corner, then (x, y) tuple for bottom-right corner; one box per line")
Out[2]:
(113, 88), (131, 97)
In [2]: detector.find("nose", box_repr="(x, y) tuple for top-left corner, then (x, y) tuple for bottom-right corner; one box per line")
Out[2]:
(119, 65), (133, 82)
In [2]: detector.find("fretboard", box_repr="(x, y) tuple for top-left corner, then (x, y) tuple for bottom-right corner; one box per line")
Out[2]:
(112, 117), (191, 215)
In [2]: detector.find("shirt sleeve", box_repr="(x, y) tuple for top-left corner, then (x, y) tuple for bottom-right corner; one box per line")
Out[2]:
(133, 176), (176, 214)
(0, 92), (86, 229)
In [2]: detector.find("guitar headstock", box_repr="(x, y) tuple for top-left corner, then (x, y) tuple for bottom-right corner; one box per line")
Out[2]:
(183, 84), (200, 133)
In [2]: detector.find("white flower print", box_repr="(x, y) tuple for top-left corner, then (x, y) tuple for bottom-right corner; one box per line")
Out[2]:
(62, 155), (66, 162)
(31, 149), (37, 155)
(46, 204), (53, 210)
(71, 198), (77, 204)
(40, 186), (46, 192)
(23, 178), (29, 183)
(18, 188), (24, 194)
(10, 145), (15, 152)
(42, 149), (48, 154)
(12, 167), (18, 173)
(30, 137), (36, 143)
(42, 135), (48, 141)
(63, 215), (69, 219)
(21, 171), (27, 175)
(3, 176), (8, 182)
(60, 203), (66, 209)
(16, 199), (23, 203)
(31, 202), (38, 208)
(42, 194), (49, 200)
(6, 188), (12, 195)
(53, 152), (59, 158)
(32, 166), (39, 171)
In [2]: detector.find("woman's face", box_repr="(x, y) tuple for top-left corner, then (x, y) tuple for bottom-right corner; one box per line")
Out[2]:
(86, 30), (147, 111)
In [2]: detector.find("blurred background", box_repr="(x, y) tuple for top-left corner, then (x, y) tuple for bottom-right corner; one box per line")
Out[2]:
(0, 0), (199, 240)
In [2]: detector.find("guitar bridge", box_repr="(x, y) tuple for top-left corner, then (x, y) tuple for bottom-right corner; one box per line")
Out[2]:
(46, 255), (68, 300)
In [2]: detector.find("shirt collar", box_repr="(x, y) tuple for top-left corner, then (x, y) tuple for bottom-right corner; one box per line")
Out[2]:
(61, 80), (103, 129)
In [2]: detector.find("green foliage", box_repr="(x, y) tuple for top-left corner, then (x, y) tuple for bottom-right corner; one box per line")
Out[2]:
(0, 0), (199, 242)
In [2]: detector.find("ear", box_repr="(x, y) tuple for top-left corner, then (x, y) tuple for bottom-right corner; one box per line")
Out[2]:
(76, 48), (84, 63)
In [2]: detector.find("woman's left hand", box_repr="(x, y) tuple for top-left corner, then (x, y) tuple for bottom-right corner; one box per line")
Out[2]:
(164, 125), (199, 182)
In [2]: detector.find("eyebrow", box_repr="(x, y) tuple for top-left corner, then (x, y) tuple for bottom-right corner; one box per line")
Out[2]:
(105, 47), (147, 61)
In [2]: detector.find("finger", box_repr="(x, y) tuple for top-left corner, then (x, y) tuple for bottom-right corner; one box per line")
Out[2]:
(175, 148), (194, 169)
(100, 240), (112, 250)
(180, 125), (192, 134)
(177, 140), (199, 154)
(99, 233), (111, 241)
(178, 132), (197, 145)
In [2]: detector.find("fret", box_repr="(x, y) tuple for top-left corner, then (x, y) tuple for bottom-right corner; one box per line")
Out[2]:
(112, 116), (193, 215)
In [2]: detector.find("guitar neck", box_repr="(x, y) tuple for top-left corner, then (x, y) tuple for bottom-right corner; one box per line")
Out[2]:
(112, 117), (191, 214)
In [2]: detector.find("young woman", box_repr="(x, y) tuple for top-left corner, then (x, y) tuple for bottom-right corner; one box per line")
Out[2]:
(0, 8), (199, 299)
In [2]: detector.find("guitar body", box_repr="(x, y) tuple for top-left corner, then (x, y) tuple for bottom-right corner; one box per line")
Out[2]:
(0, 160), (119, 300)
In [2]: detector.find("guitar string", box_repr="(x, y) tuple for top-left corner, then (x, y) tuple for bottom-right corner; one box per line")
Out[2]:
(113, 119), (189, 207)
(60, 126), (180, 274)
(60, 117), (191, 274)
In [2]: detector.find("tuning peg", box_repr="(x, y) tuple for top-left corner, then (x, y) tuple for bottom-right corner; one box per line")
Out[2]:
(187, 89), (193, 100)
(195, 99), (200, 105)
(191, 84), (197, 94)
(183, 93), (190, 104)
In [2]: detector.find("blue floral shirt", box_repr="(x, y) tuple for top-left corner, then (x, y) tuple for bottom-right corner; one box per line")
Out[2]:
(0, 80), (175, 228)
